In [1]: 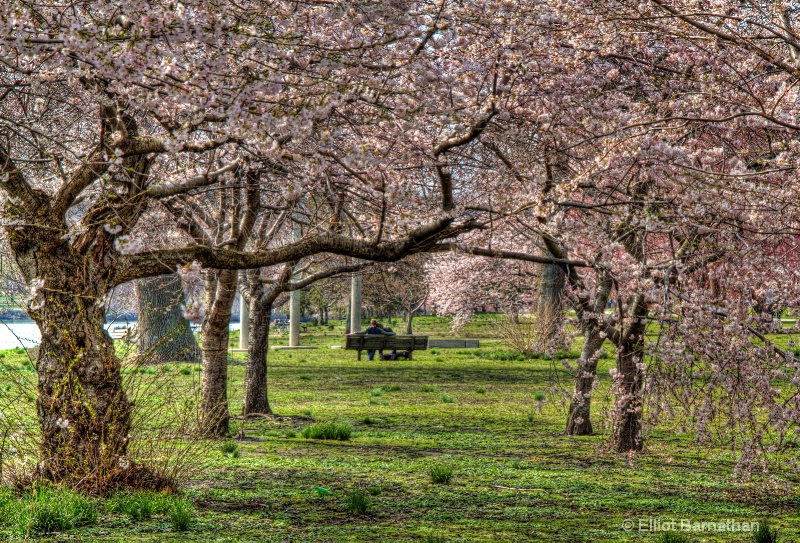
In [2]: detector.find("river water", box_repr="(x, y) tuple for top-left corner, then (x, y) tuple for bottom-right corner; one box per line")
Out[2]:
(0, 320), (241, 351)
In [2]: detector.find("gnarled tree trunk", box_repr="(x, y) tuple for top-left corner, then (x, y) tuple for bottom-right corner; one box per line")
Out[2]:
(22, 248), (132, 488)
(536, 259), (566, 347)
(610, 307), (647, 452)
(136, 274), (198, 363)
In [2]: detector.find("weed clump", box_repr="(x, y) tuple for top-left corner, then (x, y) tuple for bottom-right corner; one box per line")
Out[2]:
(753, 520), (779, 543)
(302, 421), (352, 441)
(168, 497), (194, 531)
(429, 463), (454, 484)
(3, 486), (98, 536)
(220, 440), (240, 458)
(345, 490), (369, 515)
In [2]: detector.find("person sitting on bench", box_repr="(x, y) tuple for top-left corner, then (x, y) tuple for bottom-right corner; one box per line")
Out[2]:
(365, 319), (395, 361)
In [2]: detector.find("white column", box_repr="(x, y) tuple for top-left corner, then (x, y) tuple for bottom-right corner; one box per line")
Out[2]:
(238, 296), (250, 350)
(289, 289), (301, 346)
(350, 274), (362, 333)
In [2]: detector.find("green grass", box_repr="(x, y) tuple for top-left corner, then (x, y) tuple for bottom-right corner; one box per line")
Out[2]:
(0, 315), (799, 541)
(0, 486), (98, 536)
(301, 421), (353, 440)
(429, 462), (454, 484)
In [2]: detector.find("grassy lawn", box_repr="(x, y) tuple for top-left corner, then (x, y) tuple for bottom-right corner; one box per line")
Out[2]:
(0, 315), (798, 541)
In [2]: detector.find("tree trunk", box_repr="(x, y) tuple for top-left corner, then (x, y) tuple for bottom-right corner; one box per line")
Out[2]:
(28, 259), (132, 489)
(243, 298), (273, 416)
(406, 309), (415, 334)
(565, 329), (605, 435)
(610, 318), (646, 452)
(345, 302), (351, 334)
(536, 260), (566, 347)
(200, 269), (238, 436)
(135, 274), (198, 363)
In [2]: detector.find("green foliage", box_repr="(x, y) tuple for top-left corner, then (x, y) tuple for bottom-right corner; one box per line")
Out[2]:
(656, 533), (694, 543)
(475, 386), (486, 394)
(533, 391), (546, 402)
(429, 463), (454, 484)
(754, 520), (780, 543)
(345, 490), (369, 515)
(168, 497), (194, 532)
(656, 534), (694, 543)
(105, 491), (171, 521)
(302, 421), (352, 440)
(220, 439), (240, 458)
(420, 385), (436, 392)
(3, 486), (98, 536)
(441, 394), (453, 403)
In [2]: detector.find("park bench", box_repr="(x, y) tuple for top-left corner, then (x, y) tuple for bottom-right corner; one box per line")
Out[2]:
(345, 334), (428, 361)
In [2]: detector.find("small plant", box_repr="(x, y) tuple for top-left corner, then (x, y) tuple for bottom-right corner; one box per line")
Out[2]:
(371, 388), (384, 396)
(425, 535), (447, 543)
(362, 416), (376, 425)
(367, 486), (382, 496)
(421, 385), (436, 392)
(299, 375), (311, 380)
(345, 490), (369, 515)
(429, 463), (454, 484)
(429, 349), (438, 355)
(441, 394), (453, 404)
(475, 386), (486, 394)
(179, 367), (191, 375)
(302, 408), (313, 416)
(657, 533), (694, 543)
(302, 421), (352, 441)
(753, 520), (779, 543)
(106, 490), (172, 521)
(13, 487), (98, 536)
(511, 459), (523, 469)
(285, 429), (297, 438)
(435, 357), (444, 363)
(168, 497), (194, 532)
(220, 440), (240, 458)
(382, 384), (401, 392)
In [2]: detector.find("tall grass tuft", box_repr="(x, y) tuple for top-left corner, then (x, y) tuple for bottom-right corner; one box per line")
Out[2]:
(167, 496), (194, 532)
(657, 533), (694, 543)
(105, 490), (171, 521)
(753, 520), (779, 543)
(345, 490), (369, 515)
(429, 463), (454, 484)
(302, 421), (352, 441)
(8, 486), (98, 536)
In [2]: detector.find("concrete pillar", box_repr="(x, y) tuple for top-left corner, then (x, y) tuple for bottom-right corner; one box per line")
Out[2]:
(289, 289), (301, 346)
(350, 274), (362, 333)
(238, 296), (250, 350)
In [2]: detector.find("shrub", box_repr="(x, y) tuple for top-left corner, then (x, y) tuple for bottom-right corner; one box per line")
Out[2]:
(753, 520), (779, 543)
(429, 463), (454, 484)
(168, 497), (194, 532)
(346, 490), (369, 515)
(302, 421), (352, 441)
(220, 440), (240, 458)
